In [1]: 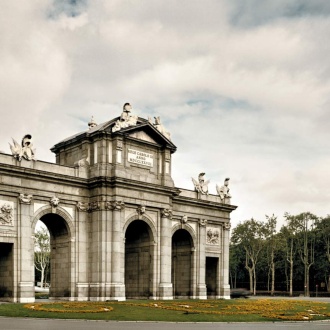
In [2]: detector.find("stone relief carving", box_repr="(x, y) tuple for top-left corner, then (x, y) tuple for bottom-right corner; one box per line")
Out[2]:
(161, 208), (173, 219)
(181, 215), (188, 224)
(50, 196), (60, 208)
(0, 203), (13, 226)
(9, 134), (36, 161)
(77, 202), (90, 212)
(137, 204), (146, 215)
(18, 193), (33, 204)
(112, 103), (138, 132)
(199, 218), (207, 226)
(192, 173), (209, 195)
(153, 116), (171, 140)
(207, 228), (220, 245)
(216, 178), (231, 203)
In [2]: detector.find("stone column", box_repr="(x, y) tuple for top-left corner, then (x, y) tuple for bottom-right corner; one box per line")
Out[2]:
(220, 222), (231, 299)
(196, 219), (207, 299)
(17, 193), (34, 303)
(110, 200), (125, 300)
(158, 208), (173, 299)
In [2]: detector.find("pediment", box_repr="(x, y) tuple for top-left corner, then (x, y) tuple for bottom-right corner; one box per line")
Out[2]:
(113, 121), (177, 153)
(128, 130), (157, 144)
(52, 116), (177, 154)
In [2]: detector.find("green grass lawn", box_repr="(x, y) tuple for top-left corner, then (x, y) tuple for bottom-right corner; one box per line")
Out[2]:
(0, 299), (329, 322)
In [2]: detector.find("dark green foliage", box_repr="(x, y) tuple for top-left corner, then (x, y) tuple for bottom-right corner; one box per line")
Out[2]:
(230, 213), (330, 295)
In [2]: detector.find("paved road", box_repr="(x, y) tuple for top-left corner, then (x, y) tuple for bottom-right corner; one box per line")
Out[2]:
(0, 317), (329, 330)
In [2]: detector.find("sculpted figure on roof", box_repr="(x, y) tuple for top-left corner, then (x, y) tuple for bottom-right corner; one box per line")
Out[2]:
(153, 116), (171, 140)
(9, 134), (36, 161)
(216, 178), (231, 203)
(112, 103), (138, 132)
(192, 172), (209, 195)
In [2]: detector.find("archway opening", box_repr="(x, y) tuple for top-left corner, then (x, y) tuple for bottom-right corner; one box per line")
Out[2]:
(172, 229), (193, 298)
(38, 213), (71, 299)
(0, 243), (14, 300)
(125, 220), (153, 298)
(34, 221), (50, 296)
(206, 257), (218, 298)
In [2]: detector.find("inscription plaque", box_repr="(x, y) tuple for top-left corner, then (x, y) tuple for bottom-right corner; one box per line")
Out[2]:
(128, 148), (153, 167)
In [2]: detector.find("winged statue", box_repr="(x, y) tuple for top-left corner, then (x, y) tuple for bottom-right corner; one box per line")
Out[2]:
(192, 172), (209, 195)
(9, 134), (36, 161)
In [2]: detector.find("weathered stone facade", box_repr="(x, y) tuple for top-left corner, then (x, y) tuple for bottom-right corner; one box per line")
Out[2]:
(0, 110), (236, 302)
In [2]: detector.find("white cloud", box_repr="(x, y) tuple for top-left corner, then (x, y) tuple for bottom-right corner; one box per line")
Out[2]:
(1, 1), (330, 227)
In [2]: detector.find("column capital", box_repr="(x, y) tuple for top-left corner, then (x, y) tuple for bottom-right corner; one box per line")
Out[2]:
(224, 222), (231, 231)
(76, 202), (90, 212)
(18, 193), (33, 205)
(199, 218), (207, 227)
(107, 200), (125, 211)
(89, 201), (100, 212)
(161, 208), (172, 219)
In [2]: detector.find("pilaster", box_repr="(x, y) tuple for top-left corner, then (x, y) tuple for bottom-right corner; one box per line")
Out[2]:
(110, 200), (126, 300)
(158, 208), (173, 299)
(17, 193), (34, 303)
(196, 219), (207, 299)
(220, 222), (231, 299)
(75, 203), (89, 301)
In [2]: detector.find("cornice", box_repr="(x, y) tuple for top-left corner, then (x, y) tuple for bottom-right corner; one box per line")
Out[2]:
(173, 194), (238, 213)
(87, 176), (181, 196)
(0, 163), (87, 188)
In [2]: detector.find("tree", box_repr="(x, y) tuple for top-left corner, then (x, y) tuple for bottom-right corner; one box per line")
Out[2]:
(229, 242), (246, 289)
(281, 215), (299, 297)
(231, 219), (266, 295)
(264, 214), (278, 295)
(34, 227), (50, 288)
(285, 212), (317, 296)
(316, 216), (330, 291)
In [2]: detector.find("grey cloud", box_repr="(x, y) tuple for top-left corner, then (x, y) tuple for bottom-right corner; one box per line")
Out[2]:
(49, 0), (88, 18)
(229, 0), (330, 27)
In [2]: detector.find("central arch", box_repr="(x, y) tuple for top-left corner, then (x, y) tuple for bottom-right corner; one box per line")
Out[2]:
(124, 220), (154, 298)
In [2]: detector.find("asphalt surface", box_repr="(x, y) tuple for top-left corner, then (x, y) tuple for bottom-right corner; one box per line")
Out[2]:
(0, 317), (329, 330)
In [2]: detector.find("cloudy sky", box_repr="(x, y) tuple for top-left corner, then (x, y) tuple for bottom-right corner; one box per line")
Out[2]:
(1, 0), (330, 228)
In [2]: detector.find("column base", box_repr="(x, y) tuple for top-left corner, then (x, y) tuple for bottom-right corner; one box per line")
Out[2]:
(158, 283), (173, 300)
(76, 283), (89, 301)
(110, 283), (126, 301)
(18, 282), (35, 303)
(220, 284), (231, 299)
(196, 284), (207, 300)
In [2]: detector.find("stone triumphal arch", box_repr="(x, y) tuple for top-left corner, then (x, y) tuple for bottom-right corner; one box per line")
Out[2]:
(0, 104), (236, 302)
